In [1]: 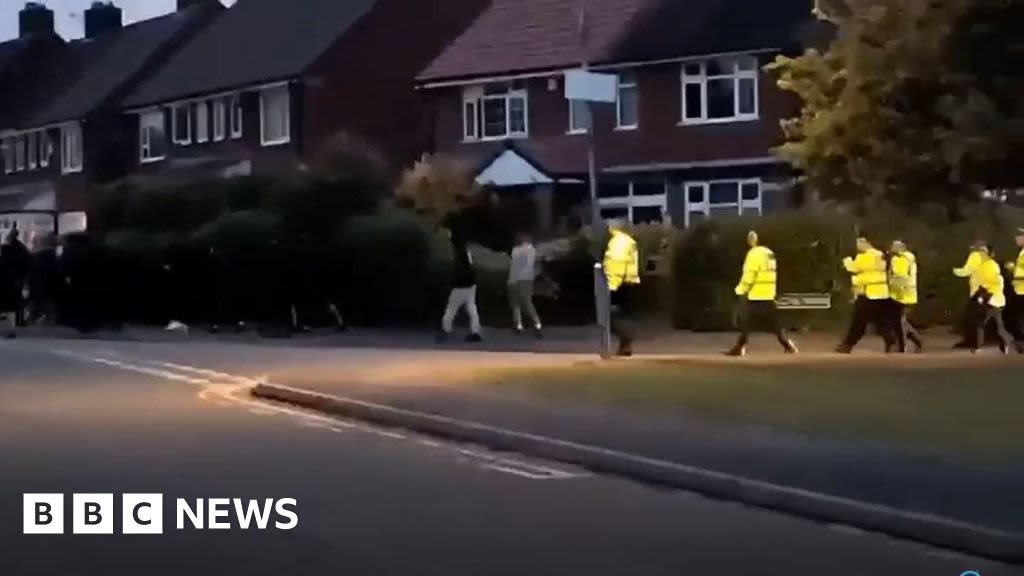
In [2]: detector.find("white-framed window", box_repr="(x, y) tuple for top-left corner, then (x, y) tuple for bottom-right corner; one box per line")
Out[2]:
(463, 84), (528, 141)
(568, 99), (591, 134)
(15, 135), (26, 172)
(681, 56), (758, 125)
(230, 94), (243, 139)
(616, 73), (639, 129)
(195, 101), (209, 143)
(139, 110), (168, 163)
(259, 85), (291, 146)
(39, 131), (52, 168)
(213, 98), (226, 141)
(172, 103), (192, 145)
(60, 123), (83, 174)
(27, 132), (38, 169)
(598, 179), (667, 224)
(684, 178), (762, 227)
(1, 138), (12, 174)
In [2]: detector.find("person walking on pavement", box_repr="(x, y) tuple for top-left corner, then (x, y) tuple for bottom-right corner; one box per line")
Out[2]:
(1, 226), (31, 332)
(956, 244), (1014, 354)
(837, 237), (896, 353)
(603, 220), (640, 357)
(508, 231), (542, 337)
(440, 235), (482, 343)
(727, 231), (797, 357)
(1004, 228), (1024, 353)
(952, 241), (987, 349)
(888, 240), (924, 353)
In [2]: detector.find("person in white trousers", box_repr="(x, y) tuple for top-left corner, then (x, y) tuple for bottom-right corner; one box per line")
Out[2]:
(508, 232), (542, 336)
(440, 236), (482, 342)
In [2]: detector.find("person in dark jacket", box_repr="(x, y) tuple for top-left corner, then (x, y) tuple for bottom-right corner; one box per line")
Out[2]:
(1, 226), (31, 329)
(439, 196), (482, 343)
(28, 232), (61, 325)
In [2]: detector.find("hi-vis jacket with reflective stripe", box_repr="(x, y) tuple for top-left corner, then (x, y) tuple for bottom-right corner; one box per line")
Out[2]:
(603, 229), (640, 292)
(978, 258), (1007, 309)
(1012, 248), (1024, 296)
(889, 251), (918, 305)
(954, 250), (985, 296)
(735, 245), (777, 301)
(843, 248), (890, 300)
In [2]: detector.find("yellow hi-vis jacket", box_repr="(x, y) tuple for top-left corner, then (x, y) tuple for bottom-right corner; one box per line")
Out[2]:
(888, 251), (918, 305)
(843, 248), (890, 300)
(954, 250), (985, 296)
(603, 229), (640, 292)
(735, 245), (777, 301)
(1011, 248), (1024, 296)
(978, 258), (1007, 309)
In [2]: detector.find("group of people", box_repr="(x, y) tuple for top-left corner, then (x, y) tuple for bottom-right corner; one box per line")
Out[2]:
(598, 221), (1024, 357)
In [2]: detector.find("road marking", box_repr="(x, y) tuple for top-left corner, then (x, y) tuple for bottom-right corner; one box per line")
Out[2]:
(51, 349), (586, 482)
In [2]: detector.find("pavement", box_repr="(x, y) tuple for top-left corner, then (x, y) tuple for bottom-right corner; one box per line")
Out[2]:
(1, 337), (1019, 575)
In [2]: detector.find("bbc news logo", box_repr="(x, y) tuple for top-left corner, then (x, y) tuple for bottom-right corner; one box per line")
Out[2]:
(23, 494), (298, 534)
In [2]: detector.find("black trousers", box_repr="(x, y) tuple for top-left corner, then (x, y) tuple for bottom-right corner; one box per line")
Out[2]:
(609, 284), (634, 346)
(892, 301), (923, 352)
(968, 305), (1013, 350)
(733, 300), (791, 350)
(842, 297), (896, 350)
(1009, 293), (1024, 344)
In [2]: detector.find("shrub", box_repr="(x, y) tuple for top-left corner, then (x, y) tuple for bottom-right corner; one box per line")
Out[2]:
(394, 155), (479, 227)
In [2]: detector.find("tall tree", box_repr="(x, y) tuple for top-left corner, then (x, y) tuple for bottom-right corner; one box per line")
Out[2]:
(770, 0), (1023, 216)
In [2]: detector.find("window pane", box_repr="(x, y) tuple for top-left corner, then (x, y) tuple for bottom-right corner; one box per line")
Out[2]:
(599, 181), (630, 198)
(15, 136), (25, 170)
(707, 78), (735, 119)
(683, 63), (702, 77)
(196, 102), (209, 142)
(231, 95), (243, 137)
(633, 180), (664, 196)
(709, 182), (739, 204)
(174, 107), (190, 142)
(737, 56), (758, 71)
(710, 205), (740, 218)
(482, 98), (507, 137)
(706, 58), (734, 76)
(570, 99), (591, 132)
(738, 78), (756, 115)
(261, 87), (290, 143)
(600, 207), (628, 220)
(687, 185), (705, 204)
(463, 101), (477, 138)
(28, 133), (37, 168)
(618, 85), (638, 127)
(509, 97), (526, 134)
(741, 182), (760, 201)
(684, 83), (703, 119)
(632, 206), (663, 224)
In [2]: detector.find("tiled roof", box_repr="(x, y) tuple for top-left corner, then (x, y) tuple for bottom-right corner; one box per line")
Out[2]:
(419, 0), (814, 83)
(123, 0), (378, 108)
(25, 5), (212, 127)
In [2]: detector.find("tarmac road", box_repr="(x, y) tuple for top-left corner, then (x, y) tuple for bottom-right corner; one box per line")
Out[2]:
(0, 338), (1016, 576)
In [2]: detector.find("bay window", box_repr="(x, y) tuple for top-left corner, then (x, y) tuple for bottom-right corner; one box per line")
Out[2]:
(213, 99), (226, 141)
(598, 179), (667, 224)
(682, 56), (758, 124)
(260, 85), (290, 146)
(230, 94), (243, 139)
(139, 110), (168, 163)
(463, 85), (528, 140)
(60, 123), (83, 174)
(172, 103), (192, 145)
(684, 179), (762, 227)
(195, 101), (209, 143)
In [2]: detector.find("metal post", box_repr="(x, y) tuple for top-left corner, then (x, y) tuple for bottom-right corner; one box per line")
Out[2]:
(593, 263), (612, 359)
(586, 103), (600, 228)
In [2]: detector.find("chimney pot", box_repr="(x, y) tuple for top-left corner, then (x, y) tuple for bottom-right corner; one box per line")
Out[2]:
(84, 2), (123, 39)
(19, 2), (55, 38)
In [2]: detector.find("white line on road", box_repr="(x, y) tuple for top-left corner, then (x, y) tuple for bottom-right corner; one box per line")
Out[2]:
(51, 348), (586, 482)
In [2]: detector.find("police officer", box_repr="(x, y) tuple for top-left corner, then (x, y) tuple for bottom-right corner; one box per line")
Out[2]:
(888, 240), (923, 353)
(837, 237), (895, 353)
(727, 231), (797, 356)
(603, 220), (640, 357)
(952, 241), (987, 349)
(1004, 228), (1024, 353)
(956, 244), (1014, 354)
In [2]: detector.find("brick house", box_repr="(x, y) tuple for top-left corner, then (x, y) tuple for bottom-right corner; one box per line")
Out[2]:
(120, 0), (489, 188)
(0, 0), (221, 234)
(417, 0), (817, 231)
